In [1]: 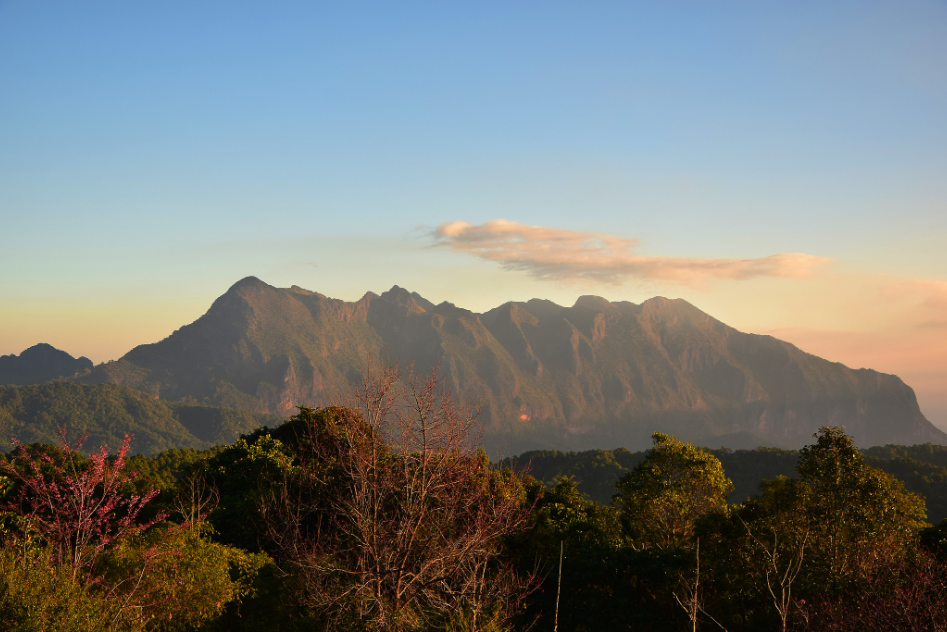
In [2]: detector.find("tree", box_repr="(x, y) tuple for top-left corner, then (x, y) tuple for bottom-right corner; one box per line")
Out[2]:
(100, 524), (268, 631)
(260, 363), (534, 631)
(700, 427), (930, 631)
(796, 540), (947, 631)
(614, 433), (732, 551)
(796, 427), (927, 590)
(0, 432), (162, 576)
(735, 476), (809, 632)
(198, 432), (293, 551)
(0, 431), (265, 631)
(508, 476), (684, 632)
(0, 545), (109, 631)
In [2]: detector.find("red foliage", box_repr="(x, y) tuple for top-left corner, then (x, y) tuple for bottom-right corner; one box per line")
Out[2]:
(795, 538), (947, 631)
(1, 430), (164, 575)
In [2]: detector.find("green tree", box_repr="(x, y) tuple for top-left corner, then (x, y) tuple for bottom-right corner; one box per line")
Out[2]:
(195, 432), (293, 551)
(614, 433), (733, 551)
(700, 427), (931, 631)
(100, 524), (268, 631)
(714, 476), (810, 632)
(796, 427), (927, 590)
(0, 547), (110, 632)
(509, 477), (685, 632)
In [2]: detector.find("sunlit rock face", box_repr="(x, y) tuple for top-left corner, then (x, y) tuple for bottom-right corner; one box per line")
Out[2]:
(82, 277), (947, 452)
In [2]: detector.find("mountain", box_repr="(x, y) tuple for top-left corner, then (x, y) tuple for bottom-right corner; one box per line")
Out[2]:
(0, 343), (93, 385)
(81, 277), (947, 452)
(0, 382), (281, 455)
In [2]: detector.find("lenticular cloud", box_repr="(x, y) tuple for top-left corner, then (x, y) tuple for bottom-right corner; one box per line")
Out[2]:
(433, 219), (830, 284)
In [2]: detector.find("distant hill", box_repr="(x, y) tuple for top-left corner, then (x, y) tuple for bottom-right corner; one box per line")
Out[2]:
(81, 276), (947, 452)
(0, 382), (281, 455)
(0, 343), (93, 384)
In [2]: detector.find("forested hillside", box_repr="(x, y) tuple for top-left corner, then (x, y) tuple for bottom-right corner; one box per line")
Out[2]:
(0, 382), (280, 454)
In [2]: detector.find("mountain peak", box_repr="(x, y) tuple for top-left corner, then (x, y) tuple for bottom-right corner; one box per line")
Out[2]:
(21, 342), (60, 356)
(572, 295), (614, 310)
(381, 285), (416, 304)
(0, 344), (93, 385)
(640, 296), (699, 313)
(228, 276), (271, 293)
(379, 285), (437, 313)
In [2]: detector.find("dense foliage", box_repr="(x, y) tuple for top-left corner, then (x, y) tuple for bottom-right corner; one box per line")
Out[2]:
(4, 405), (947, 630)
(509, 442), (947, 523)
(0, 366), (538, 631)
(614, 432), (733, 551)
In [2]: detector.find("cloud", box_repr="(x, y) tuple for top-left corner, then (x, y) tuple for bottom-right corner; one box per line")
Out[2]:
(432, 219), (831, 284)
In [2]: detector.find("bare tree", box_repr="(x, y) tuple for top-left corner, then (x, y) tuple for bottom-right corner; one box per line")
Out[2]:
(673, 539), (727, 632)
(740, 516), (807, 632)
(172, 470), (219, 533)
(261, 361), (535, 631)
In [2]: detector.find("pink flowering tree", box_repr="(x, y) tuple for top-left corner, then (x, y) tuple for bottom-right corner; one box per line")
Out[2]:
(1, 430), (164, 577)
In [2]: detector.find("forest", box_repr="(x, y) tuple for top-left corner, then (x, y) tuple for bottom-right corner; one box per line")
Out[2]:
(2, 365), (947, 631)
(508, 442), (947, 523)
(0, 382), (281, 454)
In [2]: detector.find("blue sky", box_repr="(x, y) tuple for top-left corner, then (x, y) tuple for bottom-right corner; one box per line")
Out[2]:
(1, 1), (946, 426)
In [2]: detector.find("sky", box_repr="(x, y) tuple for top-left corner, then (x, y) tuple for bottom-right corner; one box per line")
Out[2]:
(1, 1), (946, 428)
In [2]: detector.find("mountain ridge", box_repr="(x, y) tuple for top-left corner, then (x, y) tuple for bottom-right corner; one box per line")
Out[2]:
(79, 277), (946, 452)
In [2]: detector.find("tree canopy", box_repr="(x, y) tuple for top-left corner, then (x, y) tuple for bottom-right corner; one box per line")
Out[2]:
(614, 432), (733, 551)
(3, 410), (947, 631)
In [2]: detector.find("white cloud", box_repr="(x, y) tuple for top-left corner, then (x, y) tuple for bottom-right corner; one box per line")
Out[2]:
(432, 219), (831, 284)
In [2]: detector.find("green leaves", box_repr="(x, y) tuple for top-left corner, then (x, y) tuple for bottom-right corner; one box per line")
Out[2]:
(795, 427), (928, 592)
(615, 432), (732, 551)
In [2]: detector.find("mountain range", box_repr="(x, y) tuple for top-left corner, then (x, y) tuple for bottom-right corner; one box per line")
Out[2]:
(67, 276), (944, 453)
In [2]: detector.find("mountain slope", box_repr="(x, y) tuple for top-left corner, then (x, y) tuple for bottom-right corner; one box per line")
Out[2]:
(82, 277), (946, 452)
(0, 382), (281, 455)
